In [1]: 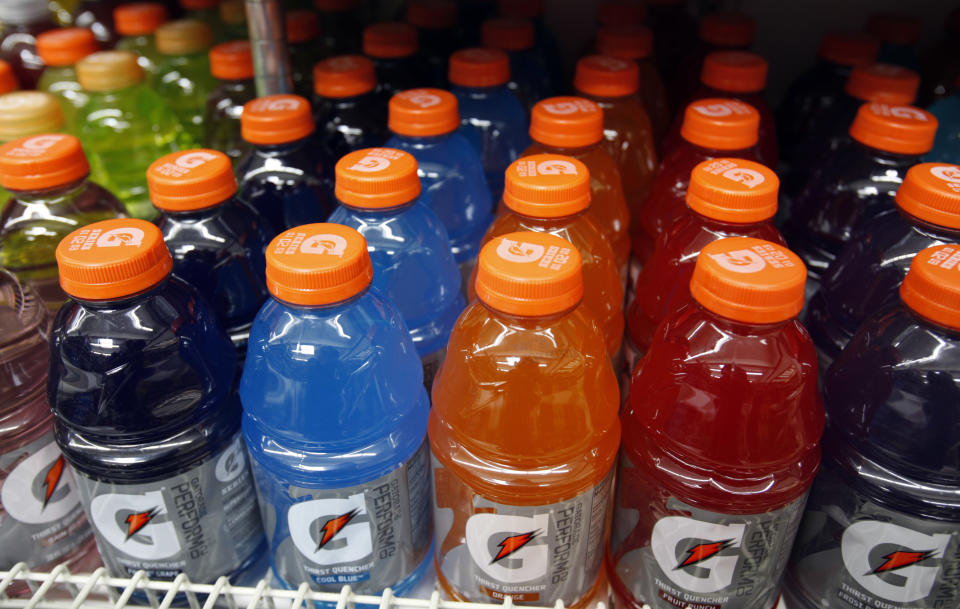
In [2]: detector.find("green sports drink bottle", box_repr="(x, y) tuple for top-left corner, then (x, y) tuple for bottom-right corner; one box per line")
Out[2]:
(152, 19), (216, 145)
(35, 27), (99, 132)
(113, 2), (169, 75)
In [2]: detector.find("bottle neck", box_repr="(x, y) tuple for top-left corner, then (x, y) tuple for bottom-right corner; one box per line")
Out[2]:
(690, 299), (794, 335)
(10, 175), (90, 202)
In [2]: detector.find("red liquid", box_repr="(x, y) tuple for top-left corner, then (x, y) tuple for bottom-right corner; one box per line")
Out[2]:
(627, 208), (785, 360)
(634, 139), (759, 265)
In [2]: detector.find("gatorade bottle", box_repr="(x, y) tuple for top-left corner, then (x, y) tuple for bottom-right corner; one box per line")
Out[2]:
(114, 3), (168, 76)
(237, 94), (333, 234)
(0, 60), (17, 94)
(645, 0), (697, 90)
(76, 50), (183, 220)
(314, 0), (362, 57)
(153, 20), (216, 145)
(636, 98), (760, 266)
(784, 102), (938, 296)
(285, 10), (322, 99)
(574, 55), (658, 240)
(524, 96), (632, 279)
(481, 17), (552, 111)
(475, 154), (625, 362)
(777, 31), (880, 165)
(49, 218), (266, 584)
(0, 134), (124, 310)
(0, 270), (99, 584)
(927, 77), (960, 163)
(179, 0), (224, 41)
(627, 158), (784, 363)
(35, 28), (98, 132)
(385, 88), (492, 284)
(239, 222), (432, 594)
(448, 48), (529, 201)
(329, 148), (464, 388)
(669, 11), (755, 111)
(204, 40), (255, 163)
(147, 149), (270, 358)
(0, 91), (64, 145)
(611, 237), (823, 609)
(0, 0), (56, 90)
(363, 23), (425, 105)
(72, 0), (121, 47)
(312, 55), (388, 198)
(688, 51), (777, 167)
(496, 0), (562, 94)
(431, 231), (620, 608)
(406, 0), (458, 88)
(804, 163), (960, 370)
(596, 25), (671, 146)
(865, 12), (922, 70)
(784, 243), (960, 609)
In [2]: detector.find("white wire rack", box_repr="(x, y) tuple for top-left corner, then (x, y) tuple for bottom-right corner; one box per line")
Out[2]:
(0, 564), (595, 609)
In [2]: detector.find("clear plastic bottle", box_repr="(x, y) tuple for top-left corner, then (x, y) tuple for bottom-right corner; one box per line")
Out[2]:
(71, 0), (121, 47)
(0, 0), (56, 90)
(406, 0), (458, 88)
(481, 17), (552, 111)
(152, 19), (216, 145)
(35, 28), (99, 132)
(495, 0), (561, 95)
(385, 88), (492, 285)
(240, 222), (433, 595)
(204, 40), (255, 163)
(363, 22), (427, 106)
(0, 133), (124, 310)
(285, 9), (322, 99)
(113, 2), (168, 76)
(179, 0), (225, 41)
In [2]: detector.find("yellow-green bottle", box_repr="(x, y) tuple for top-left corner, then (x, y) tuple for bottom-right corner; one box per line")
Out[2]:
(35, 27), (99, 131)
(152, 19), (217, 144)
(0, 90), (65, 207)
(114, 2), (169, 75)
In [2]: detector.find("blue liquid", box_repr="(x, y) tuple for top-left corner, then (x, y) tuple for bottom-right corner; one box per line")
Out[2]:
(926, 92), (960, 163)
(451, 83), (530, 200)
(384, 131), (493, 275)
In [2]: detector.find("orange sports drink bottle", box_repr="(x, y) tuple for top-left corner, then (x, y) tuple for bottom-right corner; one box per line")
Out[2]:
(430, 231), (621, 608)
(471, 154), (624, 364)
(523, 96), (631, 280)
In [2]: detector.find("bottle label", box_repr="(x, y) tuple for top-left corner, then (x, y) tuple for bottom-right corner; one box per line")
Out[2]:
(253, 439), (432, 592)
(73, 433), (263, 581)
(787, 466), (960, 609)
(0, 433), (91, 568)
(610, 454), (807, 609)
(433, 455), (614, 605)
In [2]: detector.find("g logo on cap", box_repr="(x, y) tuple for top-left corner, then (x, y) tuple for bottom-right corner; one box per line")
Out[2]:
(496, 238), (545, 264)
(722, 167), (765, 188)
(542, 99), (596, 115)
(694, 103), (734, 117)
(708, 249), (766, 274)
(348, 155), (391, 172)
(175, 151), (218, 169)
(252, 97), (302, 112)
(96, 227), (146, 248)
(930, 165), (960, 184)
(300, 234), (348, 257)
(399, 90), (442, 108)
(536, 159), (578, 175)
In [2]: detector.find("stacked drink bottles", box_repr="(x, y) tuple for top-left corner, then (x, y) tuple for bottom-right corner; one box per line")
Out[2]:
(0, 4), (959, 609)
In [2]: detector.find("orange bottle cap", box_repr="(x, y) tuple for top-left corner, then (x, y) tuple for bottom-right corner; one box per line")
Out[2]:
(314, 55), (376, 98)
(900, 245), (960, 330)
(597, 1), (646, 27)
(848, 103), (937, 155)
(481, 17), (534, 51)
(0, 60), (16, 95)
(690, 237), (805, 324)
(865, 12), (922, 46)
(596, 25), (653, 60)
(844, 63), (919, 104)
(686, 158), (778, 223)
(503, 155), (591, 218)
(209, 40), (253, 80)
(496, 0), (542, 19)
(56, 219), (173, 301)
(0, 92), (63, 143)
(363, 22), (418, 59)
(680, 98), (760, 150)
(895, 164), (960, 230)
(242, 94), (315, 145)
(476, 231), (584, 316)
(180, 0), (219, 9)
(530, 96), (604, 149)
(335, 148), (421, 208)
(266, 223), (373, 306)
(0, 134), (89, 191)
(285, 10), (320, 43)
(406, 0), (456, 29)
(699, 12), (755, 47)
(155, 19), (214, 56)
(36, 28), (99, 67)
(389, 88), (459, 137)
(574, 55), (639, 98)
(147, 149), (237, 212)
(700, 50), (767, 93)
(314, 0), (359, 11)
(817, 31), (879, 67)
(115, 3), (167, 36)
(448, 48), (510, 88)
(76, 50), (144, 92)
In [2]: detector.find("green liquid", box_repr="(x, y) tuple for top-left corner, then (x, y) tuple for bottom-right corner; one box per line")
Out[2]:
(38, 65), (88, 134)
(116, 35), (164, 76)
(152, 52), (216, 146)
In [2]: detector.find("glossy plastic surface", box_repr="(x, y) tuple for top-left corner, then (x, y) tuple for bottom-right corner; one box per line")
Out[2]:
(313, 93), (388, 200)
(927, 92), (960, 163)
(116, 34), (162, 75)
(636, 57), (670, 146)
(204, 77), (255, 164)
(0, 178), (124, 310)
(37, 65), (87, 133)
(504, 47), (554, 111)
(0, 18), (57, 90)
(156, 197), (271, 357)
(384, 131), (492, 276)
(777, 59), (854, 164)
(450, 83), (529, 200)
(627, 208), (785, 359)
(691, 85), (777, 168)
(151, 50), (216, 145)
